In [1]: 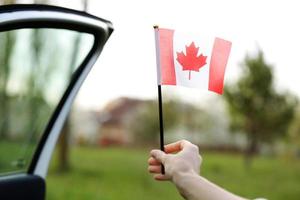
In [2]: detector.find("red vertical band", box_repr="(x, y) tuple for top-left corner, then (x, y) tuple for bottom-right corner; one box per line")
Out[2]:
(208, 37), (232, 94)
(158, 28), (176, 85)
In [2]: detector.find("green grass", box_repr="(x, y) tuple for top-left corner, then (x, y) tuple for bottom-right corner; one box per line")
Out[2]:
(0, 141), (35, 174)
(46, 146), (300, 200)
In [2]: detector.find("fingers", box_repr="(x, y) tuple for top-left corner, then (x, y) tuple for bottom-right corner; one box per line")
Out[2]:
(154, 174), (169, 181)
(148, 157), (161, 165)
(148, 140), (199, 182)
(148, 165), (162, 173)
(150, 150), (166, 164)
(148, 157), (170, 181)
(148, 166), (169, 181)
(164, 140), (192, 153)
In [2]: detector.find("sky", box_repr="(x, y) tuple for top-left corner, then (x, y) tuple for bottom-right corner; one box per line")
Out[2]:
(49, 0), (300, 109)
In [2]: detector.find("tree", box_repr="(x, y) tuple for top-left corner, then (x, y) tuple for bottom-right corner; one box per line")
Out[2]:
(130, 100), (181, 145)
(0, 31), (15, 139)
(57, 22), (82, 172)
(57, 0), (89, 172)
(224, 50), (297, 165)
(130, 99), (210, 145)
(0, 0), (18, 139)
(288, 107), (300, 156)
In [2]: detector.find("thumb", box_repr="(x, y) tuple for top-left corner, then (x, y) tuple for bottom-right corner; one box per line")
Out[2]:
(150, 150), (166, 164)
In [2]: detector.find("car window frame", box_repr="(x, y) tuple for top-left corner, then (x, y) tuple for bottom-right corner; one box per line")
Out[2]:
(0, 4), (113, 178)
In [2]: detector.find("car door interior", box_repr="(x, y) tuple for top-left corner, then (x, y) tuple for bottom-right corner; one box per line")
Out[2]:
(0, 4), (112, 199)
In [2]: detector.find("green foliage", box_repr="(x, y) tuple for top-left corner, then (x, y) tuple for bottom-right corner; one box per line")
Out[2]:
(130, 100), (181, 144)
(224, 50), (297, 152)
(0, 31), (16, 138)
(180, 102), (211, 133)
(47, 146), (300, 200)
(129, 100), (210, 144)
(288, 107), (300, 150)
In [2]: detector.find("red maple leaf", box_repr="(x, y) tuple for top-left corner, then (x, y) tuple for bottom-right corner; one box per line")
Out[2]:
(176, 42), (207, 80)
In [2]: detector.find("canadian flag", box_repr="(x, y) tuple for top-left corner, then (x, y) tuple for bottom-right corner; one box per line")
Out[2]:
(154, 27), (232, 94)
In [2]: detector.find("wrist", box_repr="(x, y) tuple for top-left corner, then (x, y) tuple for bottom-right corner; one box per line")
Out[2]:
(172, 170), (201, 198)
(172, 170), (198, 184)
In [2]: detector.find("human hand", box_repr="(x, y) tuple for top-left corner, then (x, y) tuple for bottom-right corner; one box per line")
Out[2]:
(148, 140), (248, 200)
(148, 140), (201, 183)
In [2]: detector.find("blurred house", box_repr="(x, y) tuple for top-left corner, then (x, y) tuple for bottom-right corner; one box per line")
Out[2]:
(71, 96), (247, 150)
(97, 97), (145, 146)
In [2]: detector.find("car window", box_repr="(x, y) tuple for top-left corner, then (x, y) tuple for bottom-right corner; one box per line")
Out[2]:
(0, 28), (94, 175)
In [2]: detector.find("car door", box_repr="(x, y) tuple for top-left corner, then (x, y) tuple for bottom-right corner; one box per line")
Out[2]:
(0, 4), (113, 199)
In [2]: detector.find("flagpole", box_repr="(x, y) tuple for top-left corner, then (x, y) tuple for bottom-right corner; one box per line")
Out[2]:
(154, 25), (165, 174)
(157, 84), (165, 174)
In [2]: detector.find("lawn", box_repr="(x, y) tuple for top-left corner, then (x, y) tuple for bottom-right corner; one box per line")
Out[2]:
(0, 141), (35, 175)
(46, 146), (300, 200)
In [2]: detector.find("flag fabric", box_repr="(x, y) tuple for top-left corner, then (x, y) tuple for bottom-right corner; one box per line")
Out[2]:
(154, 27), (232, 94)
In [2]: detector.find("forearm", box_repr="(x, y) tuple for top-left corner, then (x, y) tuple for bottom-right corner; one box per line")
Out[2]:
(173, 172), (247, 200)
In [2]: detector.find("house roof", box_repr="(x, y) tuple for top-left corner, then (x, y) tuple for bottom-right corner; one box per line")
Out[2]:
(99, 97), (145, 126)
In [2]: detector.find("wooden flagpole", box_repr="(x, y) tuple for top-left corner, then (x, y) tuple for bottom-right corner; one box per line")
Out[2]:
(154, 25), (165, 174)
